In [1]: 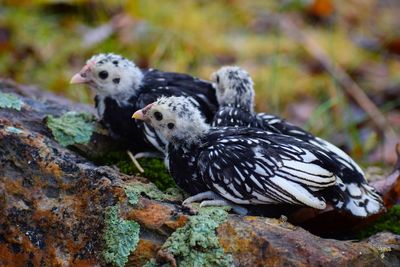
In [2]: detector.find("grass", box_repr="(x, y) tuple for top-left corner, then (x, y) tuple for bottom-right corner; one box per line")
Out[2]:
(0, 1), (399, 166)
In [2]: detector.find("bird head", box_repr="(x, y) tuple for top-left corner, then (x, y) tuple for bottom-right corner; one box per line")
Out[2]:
(211, 66), (254, 111)
(132, 96), (209, 145)
(70, 53), (143, 96)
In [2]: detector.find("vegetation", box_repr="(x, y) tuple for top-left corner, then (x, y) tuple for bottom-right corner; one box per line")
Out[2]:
(93, 150), (176, 191)
(358, 205), (400, 239)
(1, 1), (399, 166)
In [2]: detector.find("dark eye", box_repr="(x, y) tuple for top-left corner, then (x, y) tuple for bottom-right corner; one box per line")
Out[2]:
(216, 75), (220, 83)
(99, 70), (108, 79)
(167, 123), (174, 129)
(154, 111), (163, 121)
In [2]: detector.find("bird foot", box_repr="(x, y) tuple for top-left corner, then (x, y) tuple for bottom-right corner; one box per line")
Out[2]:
(182, 191), (218, 205)
(183, 191), (248, 215)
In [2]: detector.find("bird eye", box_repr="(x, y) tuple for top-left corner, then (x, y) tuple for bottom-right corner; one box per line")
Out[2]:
(154, 111), (163, 121)
(167, 123), (175, 129)
(99, 70), (108, 80)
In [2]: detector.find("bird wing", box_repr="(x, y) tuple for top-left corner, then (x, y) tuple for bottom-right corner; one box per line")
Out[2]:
(256, 113), (366, 182)
(197, 130), (338, 209)
(256, 113), (316, 140)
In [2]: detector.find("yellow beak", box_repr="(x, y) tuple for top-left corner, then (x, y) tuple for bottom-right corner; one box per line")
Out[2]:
(132, 110), (144, 120)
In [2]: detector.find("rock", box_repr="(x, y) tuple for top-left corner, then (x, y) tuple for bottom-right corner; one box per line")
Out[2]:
(1, 79), (400, 267)
(218, 217), (400, 267)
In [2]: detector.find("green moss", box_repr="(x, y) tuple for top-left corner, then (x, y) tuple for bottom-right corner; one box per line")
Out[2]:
(124, 183), (183, 205)
(358, 205), (400, 239)
(103, 205), (140, 267)
(161, 207), (234, 267)
(46, 111), (95, 147)
(93, 151), (176, 191)
(0, 92), (23, 111)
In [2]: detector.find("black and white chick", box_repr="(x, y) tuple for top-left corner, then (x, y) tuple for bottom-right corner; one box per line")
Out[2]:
(210, 66), (384, 217)
(70, 53), (218, 156)
(133, 96), (380, 216)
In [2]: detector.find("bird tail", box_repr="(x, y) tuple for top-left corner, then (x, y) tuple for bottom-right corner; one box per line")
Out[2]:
(332, 180), (384, 217)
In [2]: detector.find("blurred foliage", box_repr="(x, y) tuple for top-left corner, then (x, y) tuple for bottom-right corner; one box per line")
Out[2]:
(358, 205), (400, 238)
(0, 0), (400, 166)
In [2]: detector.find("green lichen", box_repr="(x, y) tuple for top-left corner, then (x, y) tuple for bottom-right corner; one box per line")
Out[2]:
(5, 126), (23, 134)
(124, 183), (183, 205)
(93, 151), (176, 191)
(103, 205), (140, 267)
(0, 92), (23, 111)
(160, 207), (234, 267)
(143, 259), (158, 267)
(358, 205), (400, 239)
(46, 111), (95, 147)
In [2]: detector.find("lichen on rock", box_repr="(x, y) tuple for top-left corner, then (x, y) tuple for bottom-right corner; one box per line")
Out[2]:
(158, 207), (234, 267)
(0, 92), (23, 110)
(124, 182), (183, 206)
(46, 111), (95, 146)
(103, 205), (141, 267)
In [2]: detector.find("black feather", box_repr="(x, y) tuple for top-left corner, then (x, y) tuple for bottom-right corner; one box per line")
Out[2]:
(97, 69), (218, 153)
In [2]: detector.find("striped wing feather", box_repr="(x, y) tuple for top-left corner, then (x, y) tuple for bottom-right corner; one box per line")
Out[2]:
(198, 131), (338, 209)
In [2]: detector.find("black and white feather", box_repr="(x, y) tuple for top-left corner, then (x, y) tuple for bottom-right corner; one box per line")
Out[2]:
(134, 96), (381, 216)
(71, 53), (218, 154)
(210, 66), (384, 216)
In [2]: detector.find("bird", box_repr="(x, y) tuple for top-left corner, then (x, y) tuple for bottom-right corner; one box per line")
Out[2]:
(70, 53), (218, 160)
(210, 66), (384, 216)
(132, 96), (383, 217)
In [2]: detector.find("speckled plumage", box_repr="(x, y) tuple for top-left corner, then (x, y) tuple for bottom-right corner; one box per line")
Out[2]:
(72, 53), (218, 154)
(211, 66), (384, 216)
(134, 96), (381, 217)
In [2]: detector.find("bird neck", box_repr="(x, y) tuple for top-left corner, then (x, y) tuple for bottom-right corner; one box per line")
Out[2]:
(171, 122), (210, 147)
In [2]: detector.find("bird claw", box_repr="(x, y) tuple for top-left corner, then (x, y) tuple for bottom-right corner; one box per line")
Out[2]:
(182, 191), (248, 215)
(182, 191), (218, 205)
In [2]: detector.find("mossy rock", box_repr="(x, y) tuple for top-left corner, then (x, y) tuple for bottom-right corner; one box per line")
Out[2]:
(93, 150), (176, 191)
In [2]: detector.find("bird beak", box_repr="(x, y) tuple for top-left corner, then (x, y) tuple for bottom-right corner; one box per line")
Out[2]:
(132, 109), (144, 120)
(70, 63), (93, 84)
(70, 73), (88, 84)
(132, 103), (154, 120)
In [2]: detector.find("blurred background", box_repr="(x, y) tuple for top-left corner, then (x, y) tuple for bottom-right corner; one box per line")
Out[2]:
(0, 0), (399, 169)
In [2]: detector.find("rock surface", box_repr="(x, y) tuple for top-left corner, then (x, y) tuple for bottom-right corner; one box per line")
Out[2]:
(0, 79), (399, 267)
